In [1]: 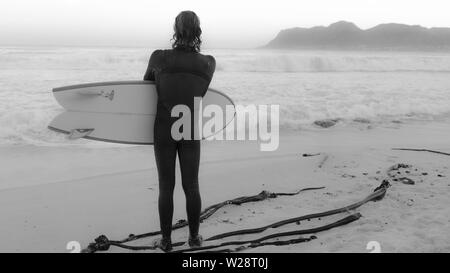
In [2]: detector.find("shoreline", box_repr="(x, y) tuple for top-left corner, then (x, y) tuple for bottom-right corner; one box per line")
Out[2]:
(0, 122), (449, 252)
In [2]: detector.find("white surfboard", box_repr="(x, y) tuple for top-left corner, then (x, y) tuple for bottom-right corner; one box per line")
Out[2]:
(49, 81), (235, 145)
(52, 81), (234, 115)
(49, 111), (156, 145)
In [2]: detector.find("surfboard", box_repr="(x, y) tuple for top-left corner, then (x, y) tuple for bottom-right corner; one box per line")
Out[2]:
(49, 81), (235, 145)
(52, 81), (234, 114)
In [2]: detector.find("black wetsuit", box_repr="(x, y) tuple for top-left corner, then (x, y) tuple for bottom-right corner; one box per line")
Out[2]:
(144, 48), (215, 239)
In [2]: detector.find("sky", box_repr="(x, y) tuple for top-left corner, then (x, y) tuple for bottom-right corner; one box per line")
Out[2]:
(1, 0), (450, 48)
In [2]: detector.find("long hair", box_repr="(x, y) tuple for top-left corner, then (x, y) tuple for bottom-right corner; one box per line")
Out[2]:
(172, 11), (202, 52)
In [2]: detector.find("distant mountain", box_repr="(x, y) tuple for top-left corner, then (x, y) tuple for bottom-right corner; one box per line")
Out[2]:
(265, 21), (450, 50)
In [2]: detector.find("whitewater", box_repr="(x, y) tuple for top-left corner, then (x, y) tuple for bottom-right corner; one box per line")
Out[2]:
(1, 46), (450, 146)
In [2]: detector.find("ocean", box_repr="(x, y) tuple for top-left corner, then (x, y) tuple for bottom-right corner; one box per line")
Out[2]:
(1, 46), (450, 146)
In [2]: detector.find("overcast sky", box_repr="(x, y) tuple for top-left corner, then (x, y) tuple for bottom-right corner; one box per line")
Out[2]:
(1, 0), (450, 48)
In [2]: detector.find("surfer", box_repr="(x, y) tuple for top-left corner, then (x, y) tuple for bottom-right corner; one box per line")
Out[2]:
(144, 10), (216, 251)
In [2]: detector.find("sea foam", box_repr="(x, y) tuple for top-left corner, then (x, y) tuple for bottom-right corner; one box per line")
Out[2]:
(1, 47), (450, 146)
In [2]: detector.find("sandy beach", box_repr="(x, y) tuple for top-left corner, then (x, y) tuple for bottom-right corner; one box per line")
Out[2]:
(1, 120), (449, 253)
(3, 0), (450, 261)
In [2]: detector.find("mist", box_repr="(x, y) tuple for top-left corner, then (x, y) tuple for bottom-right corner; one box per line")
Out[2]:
(1, 0), (450, 48)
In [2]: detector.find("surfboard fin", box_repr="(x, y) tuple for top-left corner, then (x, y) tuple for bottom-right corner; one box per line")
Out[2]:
(78, 90), (114, 101)
(68, 128), (95, 140)
(103, 90), (115, 101)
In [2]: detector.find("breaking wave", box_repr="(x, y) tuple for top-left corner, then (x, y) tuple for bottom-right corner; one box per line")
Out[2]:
(1, 47), (450, 146)
(213, 50), (450, 72)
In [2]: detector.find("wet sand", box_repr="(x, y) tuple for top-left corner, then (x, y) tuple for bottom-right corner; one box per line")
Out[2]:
(0, 121), (449, 252)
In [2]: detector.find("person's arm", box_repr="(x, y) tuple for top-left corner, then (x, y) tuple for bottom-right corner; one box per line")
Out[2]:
(201, 55), (216, 96)
(143, 50), (162, 81)
(208, 55), (216, 75)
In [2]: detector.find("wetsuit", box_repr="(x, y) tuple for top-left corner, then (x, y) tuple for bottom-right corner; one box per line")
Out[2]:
(144, 48), (215, 239)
